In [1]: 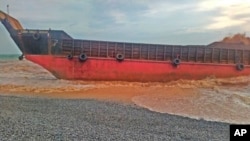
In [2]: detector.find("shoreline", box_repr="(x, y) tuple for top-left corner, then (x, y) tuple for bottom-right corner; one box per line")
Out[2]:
(1, 84), (250, 124)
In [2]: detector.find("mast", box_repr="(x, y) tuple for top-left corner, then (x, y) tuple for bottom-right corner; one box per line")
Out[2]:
(7, 4), (9, 15)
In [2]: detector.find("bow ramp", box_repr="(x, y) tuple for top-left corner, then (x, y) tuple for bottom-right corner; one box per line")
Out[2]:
(0, 10), (23, 30)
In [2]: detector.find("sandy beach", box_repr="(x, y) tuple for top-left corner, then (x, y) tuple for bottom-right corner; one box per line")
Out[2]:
(0, 94), (229, 140)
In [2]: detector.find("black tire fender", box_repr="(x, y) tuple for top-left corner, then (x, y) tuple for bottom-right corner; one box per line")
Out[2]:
(79, 53), (88, 62)
(236, 63), (244, 71)
(33, 32), (41, 40)
(173, 58), (181, 66)
(67, 54), (73, 60)
(116, 53), (124, 61)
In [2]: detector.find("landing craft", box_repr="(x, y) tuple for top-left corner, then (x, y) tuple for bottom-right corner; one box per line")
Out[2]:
(1, 10), (250, 82)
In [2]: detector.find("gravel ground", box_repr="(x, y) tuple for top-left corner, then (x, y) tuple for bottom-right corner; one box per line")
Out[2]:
(0, 95), (229, 141)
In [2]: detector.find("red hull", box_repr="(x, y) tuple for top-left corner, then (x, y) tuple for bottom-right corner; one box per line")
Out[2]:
(25, 55), (250, 82)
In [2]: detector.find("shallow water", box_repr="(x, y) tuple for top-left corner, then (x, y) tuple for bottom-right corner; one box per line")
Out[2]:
(0, 56), (250, 124)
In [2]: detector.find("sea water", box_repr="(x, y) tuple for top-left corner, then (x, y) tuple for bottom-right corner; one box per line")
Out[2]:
(0, 54), (20, 60)
(0, 54), (249, 124)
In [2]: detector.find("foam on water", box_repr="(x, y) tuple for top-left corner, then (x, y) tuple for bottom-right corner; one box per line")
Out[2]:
(0, 58), (250, 124)
(132, 78), (250, 124)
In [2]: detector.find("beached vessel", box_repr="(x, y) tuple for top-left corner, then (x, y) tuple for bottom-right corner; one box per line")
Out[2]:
(1, 10), (250, 82)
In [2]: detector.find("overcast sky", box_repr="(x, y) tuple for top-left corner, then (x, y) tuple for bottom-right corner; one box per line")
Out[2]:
(1, 0), (250, 54)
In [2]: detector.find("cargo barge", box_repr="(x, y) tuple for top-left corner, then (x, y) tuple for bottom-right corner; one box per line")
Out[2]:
(1, 10), (250, 82)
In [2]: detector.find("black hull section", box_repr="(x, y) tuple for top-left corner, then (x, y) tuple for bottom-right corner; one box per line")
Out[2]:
(12, 30), (72, 55)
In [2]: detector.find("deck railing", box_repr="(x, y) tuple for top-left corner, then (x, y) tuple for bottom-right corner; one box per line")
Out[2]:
(61, 39), (250, 65)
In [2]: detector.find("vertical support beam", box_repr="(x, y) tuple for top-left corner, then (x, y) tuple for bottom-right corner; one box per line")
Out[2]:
(47, 32), (51, 55)
(227, 49), (229, 64)
(155, 45), (158, 60)
(115, 42), (117, 54)
(187, 47), (190, 62)
(139, 44), (142, 59)
(163, 46), (166, 61)
(115, 42), (117, 57)
(147, 45), (149, 60)
(132, 43), (134, 59)
(72, 40), (75, 56)
(203, 48), (206, 63)
(98, 41), (100, 57)
(219, 48), (221, 63)
(211, 48), (214, 63)
(106, 42), (109, 57)
(195, 47), (198, 62)
(89, 41), (92, 56)
(171, 46), (174, 60)
(180, 47), (182, 59)
(123, 43), (125, 56)
(234, 49), (237, 63)
(242, 50), (244, 63)
(249, 51), (250, 65)
(80, 40), (83, 55)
